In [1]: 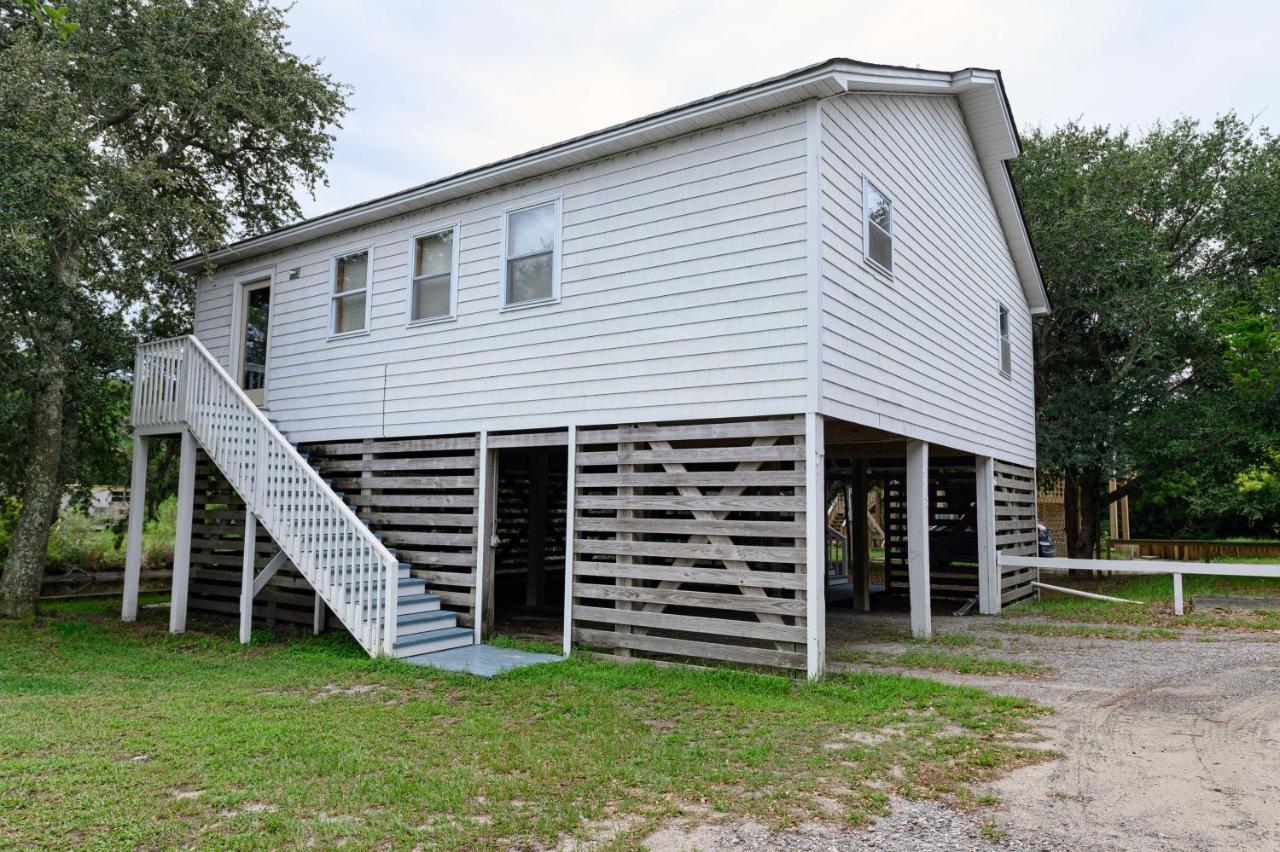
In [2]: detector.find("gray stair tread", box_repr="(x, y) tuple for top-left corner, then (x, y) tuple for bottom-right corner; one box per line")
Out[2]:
(364, 592), (439, 608)
(344, 577), (421, 589)
(393, 626), (472, 651)
(403, 643), (564, 677)
(398, 611), (455, 627)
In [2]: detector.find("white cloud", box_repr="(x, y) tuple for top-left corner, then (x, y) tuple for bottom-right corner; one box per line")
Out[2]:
(284, 0), (1280, 217)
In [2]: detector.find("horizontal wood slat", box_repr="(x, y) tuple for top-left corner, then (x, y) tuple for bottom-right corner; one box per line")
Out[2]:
(573, 604), (805, 643)
(573, 581), (806, 615)
(576, 417), (803, 445)
(573, 627), (806, 669)
(573, 560), (807, 591)
(576, 470), (805, 488)
(576, 538), (805, 565)
(576, 494), (803, 513)
(574, 516), (806, 538)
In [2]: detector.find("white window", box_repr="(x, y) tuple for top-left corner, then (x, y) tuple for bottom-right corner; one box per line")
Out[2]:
(408, 227), (457, 324)
(330, 249), (371, 336)
(998, 304), (1012, 376)
(863, 178), (893, 275)
(501, 199), (560, 307)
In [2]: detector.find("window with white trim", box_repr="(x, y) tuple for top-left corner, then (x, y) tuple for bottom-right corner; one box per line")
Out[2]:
(998, 304), (1012, 376)
(863, 179), (893, 274)
(502, 200), (559, 306)
(330, 249), (371, 336)
(409, 228), (456, 323)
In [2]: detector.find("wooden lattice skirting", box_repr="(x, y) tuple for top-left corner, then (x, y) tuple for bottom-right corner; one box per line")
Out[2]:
(571, 416), (809, 669)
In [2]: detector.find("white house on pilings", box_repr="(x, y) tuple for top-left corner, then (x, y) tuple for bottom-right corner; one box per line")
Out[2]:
(122, 58), (1048, 678)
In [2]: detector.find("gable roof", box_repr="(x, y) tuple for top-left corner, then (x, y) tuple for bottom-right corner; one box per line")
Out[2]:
(176, 58), (1049, 315)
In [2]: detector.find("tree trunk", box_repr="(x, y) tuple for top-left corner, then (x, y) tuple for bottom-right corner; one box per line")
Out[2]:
(0, 347), (69, 619)
(1077, 474), (1102, 561)
(0, 242), (76, 620)
(1064, 473), (1081, 558)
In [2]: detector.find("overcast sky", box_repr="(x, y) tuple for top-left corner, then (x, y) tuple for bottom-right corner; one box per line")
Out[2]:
(284, 0), (1279, 218)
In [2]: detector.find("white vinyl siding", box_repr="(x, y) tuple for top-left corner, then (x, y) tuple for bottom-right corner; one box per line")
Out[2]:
(195, 105), (810, 440)
(817, 92), (1036, 466)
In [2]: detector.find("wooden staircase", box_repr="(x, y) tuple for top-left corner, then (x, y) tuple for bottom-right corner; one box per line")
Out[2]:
(131, 335), (472, 659)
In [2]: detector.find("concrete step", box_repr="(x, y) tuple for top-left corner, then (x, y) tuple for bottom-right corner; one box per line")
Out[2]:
(393, 626), (473, 658)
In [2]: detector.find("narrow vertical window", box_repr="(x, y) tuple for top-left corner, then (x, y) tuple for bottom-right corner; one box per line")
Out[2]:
(502, 200), (559, 307)
(331, 250), (371, 336)
(863, 179), (893, 275)
(998, 304), (1012, 376)
(409, 228), (456, 323)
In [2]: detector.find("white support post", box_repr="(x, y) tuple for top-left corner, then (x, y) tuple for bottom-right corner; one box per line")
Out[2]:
(975, 456), (999, 615)
(906, 440), (931, 639)
(472, 430), (490, 645)
(239, 509), (257, 644)
(170, 428), (197, 634)
(562, 425), (577, 657)
(121, 435), (150, 622)
(850, 461), (870, 611)
(804, 412), (826, 680)
(1173, 573), (1184, 616)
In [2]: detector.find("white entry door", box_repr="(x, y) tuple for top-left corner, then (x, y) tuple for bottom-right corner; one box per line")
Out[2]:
(236, 279), (272, 406)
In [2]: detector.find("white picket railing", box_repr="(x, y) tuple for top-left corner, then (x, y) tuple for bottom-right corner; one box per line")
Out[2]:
(999, 555), (1280, 616)
(132, 335), (399, 655)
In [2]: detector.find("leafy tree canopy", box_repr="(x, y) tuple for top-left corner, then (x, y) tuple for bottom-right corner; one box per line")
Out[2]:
(1015, 116), (1280, 549)
(0, 0), (349, 616)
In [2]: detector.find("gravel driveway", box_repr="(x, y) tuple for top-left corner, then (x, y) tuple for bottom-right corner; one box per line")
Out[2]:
(642, 613), (1280, 851)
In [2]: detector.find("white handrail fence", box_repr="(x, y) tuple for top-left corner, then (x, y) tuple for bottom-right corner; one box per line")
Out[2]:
(133, 335), (399, 655)
(999, 555), (1280, 616)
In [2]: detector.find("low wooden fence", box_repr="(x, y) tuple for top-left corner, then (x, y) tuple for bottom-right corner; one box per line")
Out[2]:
(1111, 538), (1280, 561)
(40, 567), (172, 599)
(999, 555), (1280, 616)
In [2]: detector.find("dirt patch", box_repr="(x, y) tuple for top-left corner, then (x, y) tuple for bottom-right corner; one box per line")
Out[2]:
(641, 796), (1031, 851)
(829, 610), (1280, 850)
(310, 682), (386, 702)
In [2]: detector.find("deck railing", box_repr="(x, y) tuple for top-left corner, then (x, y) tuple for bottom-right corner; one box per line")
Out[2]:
(132, 335), (399, 655)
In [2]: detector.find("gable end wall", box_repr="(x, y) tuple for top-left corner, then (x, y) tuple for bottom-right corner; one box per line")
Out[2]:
(817, 92), (1036, 466)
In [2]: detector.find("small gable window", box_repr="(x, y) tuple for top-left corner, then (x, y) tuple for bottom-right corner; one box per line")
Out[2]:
(409, 227), (457, 324)
(330, 249), (371, 336)
(998, 304), (1012, 376)
(863, 178), (893, 275)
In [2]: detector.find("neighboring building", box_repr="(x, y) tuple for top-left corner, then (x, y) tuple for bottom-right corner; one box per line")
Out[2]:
(62, 486), (129, 523)
(123, 58), (1047, 677)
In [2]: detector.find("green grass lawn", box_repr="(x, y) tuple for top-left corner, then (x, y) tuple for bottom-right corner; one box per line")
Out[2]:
(831, 646), (1046, 678)
(0, 599), (1047, 849)
(1016, 572), (1280, 631)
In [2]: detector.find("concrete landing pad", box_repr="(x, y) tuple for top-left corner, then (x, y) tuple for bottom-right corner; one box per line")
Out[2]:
(408, 643), (564, 676)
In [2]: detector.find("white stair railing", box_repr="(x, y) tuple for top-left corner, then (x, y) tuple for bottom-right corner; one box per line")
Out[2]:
(133, 335), (398, 656)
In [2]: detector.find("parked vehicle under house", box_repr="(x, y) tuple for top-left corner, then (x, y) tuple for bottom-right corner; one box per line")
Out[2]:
(123, 58), (1048, 678)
